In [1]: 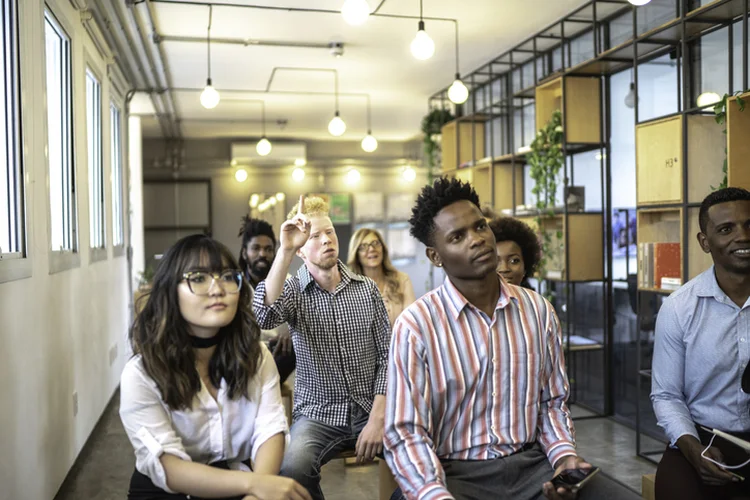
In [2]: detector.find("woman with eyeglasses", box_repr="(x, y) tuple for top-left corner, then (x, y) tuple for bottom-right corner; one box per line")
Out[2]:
(120, 234), (311, 500)
(347, 228), (416, 327)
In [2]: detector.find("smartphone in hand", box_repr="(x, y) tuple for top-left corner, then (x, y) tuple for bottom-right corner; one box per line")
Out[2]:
(551, 466), (601, 491)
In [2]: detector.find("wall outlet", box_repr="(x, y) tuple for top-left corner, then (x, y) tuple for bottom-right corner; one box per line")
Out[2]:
(72, 392), (78, 417)
(109, 343), (118, 366)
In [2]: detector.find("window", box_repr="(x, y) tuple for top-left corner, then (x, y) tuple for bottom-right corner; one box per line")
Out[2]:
(45, 11), (76, 255)
(86, 69), (105, 252)
(110, 103), (124, 248)
(0, 0), (23, 261)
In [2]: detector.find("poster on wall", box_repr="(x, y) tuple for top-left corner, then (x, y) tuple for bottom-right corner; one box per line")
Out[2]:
(613, 208), (637, 258)
(386, 193), (415, 221)
(307, 193), (351, 224)
(354, 192), (385, 222)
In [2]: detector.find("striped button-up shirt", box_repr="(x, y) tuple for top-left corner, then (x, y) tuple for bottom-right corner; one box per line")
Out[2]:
(383, 275), (576, 500)
(253, 261), (391, 427)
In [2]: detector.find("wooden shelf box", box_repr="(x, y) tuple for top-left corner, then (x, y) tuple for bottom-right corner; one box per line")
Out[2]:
(517, 213), (603, 282)
(441, 118), (486, 171)
(444, 166), (492, 206)
(636, 114), (725, 206)
(492, 163), (525, 212)
(727, 91), (750, 190)
(535, 76), (602, 144)
(636, 209), (683, 292)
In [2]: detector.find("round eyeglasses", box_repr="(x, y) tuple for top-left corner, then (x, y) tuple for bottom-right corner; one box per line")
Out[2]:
(358, 240), (382, 253)
(182, 270), (243, 296)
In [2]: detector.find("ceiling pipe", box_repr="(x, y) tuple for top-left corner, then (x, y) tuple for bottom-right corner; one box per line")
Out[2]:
(97, 0), (175, 137)
(158, 34), (334, 50)
(135, 0), (183, 137)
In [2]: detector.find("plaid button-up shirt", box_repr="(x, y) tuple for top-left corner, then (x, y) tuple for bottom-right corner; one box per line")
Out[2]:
(253, 261), (391, 426)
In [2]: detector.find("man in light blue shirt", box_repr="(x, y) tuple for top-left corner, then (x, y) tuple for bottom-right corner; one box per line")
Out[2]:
(651, 187), (750, 500)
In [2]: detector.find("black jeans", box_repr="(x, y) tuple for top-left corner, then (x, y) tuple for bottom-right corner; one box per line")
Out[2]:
(127, 461), (244, 500)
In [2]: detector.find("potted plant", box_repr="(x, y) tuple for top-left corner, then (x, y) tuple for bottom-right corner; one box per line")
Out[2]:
(712, 91), (747, 191)
(421, 108), (455, 180)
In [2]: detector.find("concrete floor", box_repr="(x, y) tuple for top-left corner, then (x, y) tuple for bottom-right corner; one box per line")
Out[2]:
(54, 394), (655, 500)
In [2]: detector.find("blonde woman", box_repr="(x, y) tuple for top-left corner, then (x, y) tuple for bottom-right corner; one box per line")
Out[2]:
(347, 228), (416, 326)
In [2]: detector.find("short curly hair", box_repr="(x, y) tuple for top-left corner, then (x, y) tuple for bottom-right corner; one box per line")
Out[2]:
(699, 187), (750, 233)
(287, 196), (329, 220)
(237, 216), (276, 272)
(409, 177), (480, 246)
(488, 217), (541, 278)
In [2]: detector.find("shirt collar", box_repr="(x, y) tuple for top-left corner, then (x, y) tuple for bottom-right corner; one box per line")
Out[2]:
(442, 272), (512, 321)
(694, 266), (728, 301)
(297, 260), (364, 292)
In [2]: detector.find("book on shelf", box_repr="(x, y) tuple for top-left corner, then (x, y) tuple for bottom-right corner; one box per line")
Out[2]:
(638, 242), (681, 290)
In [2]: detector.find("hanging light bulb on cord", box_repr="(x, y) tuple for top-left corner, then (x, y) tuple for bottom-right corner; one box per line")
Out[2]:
(411, 21), (435, 60)
(448, 75), (469, 104)
(361, 132), (378, 152)
(328, 112), (347, 136)
(200, 6), (220, 109)
(628, 0), (652, 5)
(256, 137), (272, 156)
(624, 82), (636, 109)
(341, 0), (370, 25)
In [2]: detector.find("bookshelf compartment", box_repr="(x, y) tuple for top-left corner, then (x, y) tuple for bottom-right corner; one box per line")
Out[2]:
(441, 119), (486, 171)
(727, 91), (750, 190)
(687, 207), (713, 281)
(492, 163), (524, 212)
(637, 209), (683, 291)
(636, 116), (683, 206)
(535, 76), (601, 144)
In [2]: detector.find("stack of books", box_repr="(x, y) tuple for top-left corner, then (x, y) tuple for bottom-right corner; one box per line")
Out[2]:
(638, 242), (682, 290)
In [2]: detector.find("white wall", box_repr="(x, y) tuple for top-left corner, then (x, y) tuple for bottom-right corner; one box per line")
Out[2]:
(0, 1), (132, 499)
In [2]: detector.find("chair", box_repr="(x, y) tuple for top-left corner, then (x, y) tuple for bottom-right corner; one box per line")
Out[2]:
(331, 449), (399, 500)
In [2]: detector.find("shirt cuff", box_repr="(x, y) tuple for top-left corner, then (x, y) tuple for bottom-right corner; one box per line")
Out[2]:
(135, 427), (193, 493)
(546, 441), (578, 468)
(251, 420), (290, 462)
(668, 426), (701, 447)
(415, 482), (455, 500)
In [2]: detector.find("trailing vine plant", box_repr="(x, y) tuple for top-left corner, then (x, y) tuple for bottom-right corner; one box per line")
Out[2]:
(528, 110), (565, 299)
(421, 108), (455, 181)
(711, 91), (747, 191)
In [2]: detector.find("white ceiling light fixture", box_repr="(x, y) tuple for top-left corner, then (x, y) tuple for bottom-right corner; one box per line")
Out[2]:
(341, 0), (370, 26)
(361, 95), (378, 152)
(275, 192), (286, 201)
(410, 0), (434, 60)
(624, 83), (636, 109)
(292, 167), (306, 182)
(346, 168), (361, 185)
(628, 0), (652, 5)
(235, 168), (248, 183)
(328, 72), (347, 136)
(200, 6), (220, 109)
(250, 193), (259, 207)
(447, 22), (469, 105)
(402, 166), (417, 182)
(697, 91), (721, 108)
(294, 158), (307, 167)
(256, 100), (273, 156)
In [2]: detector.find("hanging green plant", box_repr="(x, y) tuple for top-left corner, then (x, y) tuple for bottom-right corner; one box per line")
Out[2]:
(421, 108), (455, 180)
(528, 110), (565, 299)
(712, 91), (747, 191)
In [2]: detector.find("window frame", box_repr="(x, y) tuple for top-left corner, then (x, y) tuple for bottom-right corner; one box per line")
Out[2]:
(44, 6), (79, 274)
(0, 0), (29, 283)
(85, 65), (106, 262)
(110, 101), (125, 257)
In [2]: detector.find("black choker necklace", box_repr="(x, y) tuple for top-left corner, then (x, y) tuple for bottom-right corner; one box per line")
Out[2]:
(190, 332), (223, 349)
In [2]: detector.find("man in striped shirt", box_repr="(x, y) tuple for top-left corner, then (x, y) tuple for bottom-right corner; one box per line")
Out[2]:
(383, 178), (638, 500)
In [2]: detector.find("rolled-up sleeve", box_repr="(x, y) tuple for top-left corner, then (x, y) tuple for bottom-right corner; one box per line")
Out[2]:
(250, 344), (290, 460)
(384, 316), (453, 500)
(119, 361), (192, 493)
(651, 298), (698, 445)
(537, 303), (577, 467)
(253, 279), (297, 330)
(371, 283), (392, 396)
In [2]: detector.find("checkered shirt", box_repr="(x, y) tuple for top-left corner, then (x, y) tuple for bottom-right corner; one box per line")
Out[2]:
(253, 261), (391, 426)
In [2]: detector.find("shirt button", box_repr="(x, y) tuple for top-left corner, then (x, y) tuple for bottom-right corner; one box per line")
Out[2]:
(742, 338), (746, 343)
(492, 392), (496, 396)
(491, 425), (496, 431)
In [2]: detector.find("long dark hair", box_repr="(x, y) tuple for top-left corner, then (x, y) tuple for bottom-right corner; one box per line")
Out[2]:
(131, 234), (262, 411)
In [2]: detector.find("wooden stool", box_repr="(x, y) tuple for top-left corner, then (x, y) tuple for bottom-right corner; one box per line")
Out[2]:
(642, 474), (655, 500)
(332, 449), (399, 500)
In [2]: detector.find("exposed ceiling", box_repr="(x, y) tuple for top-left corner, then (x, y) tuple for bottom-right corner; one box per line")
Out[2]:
(138, 0), (585, 141)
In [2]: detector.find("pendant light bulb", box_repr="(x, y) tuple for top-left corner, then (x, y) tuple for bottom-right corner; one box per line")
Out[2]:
(402, 166), (417, 182)
(361, 132), (378, 153)
(292, 167), (306, 183)
(256, 137), (272, 156)
(200, 79), (220, 109)
(624, 83), (636, 109)
(628, 0), (652, 5)
(341, 0), (370, 25)
(448, 76), (469, 104)
(696, 91), (721, 108)
(411, 21), (435, 60)
(328, 112), (347, 137)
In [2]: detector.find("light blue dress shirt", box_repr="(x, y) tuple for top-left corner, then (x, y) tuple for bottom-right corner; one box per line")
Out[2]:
(651, 266), (750, 445)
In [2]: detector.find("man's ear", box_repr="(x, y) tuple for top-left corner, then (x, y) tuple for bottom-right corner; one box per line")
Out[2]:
(297, 247), (306, 261)
(697, 231), (710, 254)
(425, 247), (442, 268)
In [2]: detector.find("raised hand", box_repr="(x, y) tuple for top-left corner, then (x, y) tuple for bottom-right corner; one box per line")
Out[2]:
(279, 195), (311, 252)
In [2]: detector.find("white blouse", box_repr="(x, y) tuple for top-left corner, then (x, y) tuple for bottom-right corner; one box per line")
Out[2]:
(119, 343), (289, 493)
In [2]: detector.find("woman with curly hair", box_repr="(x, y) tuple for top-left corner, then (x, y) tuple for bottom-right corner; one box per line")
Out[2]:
(347, 228), (416, 326)
(488, 217), (541, 290)
(121, 234), (310, 500)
